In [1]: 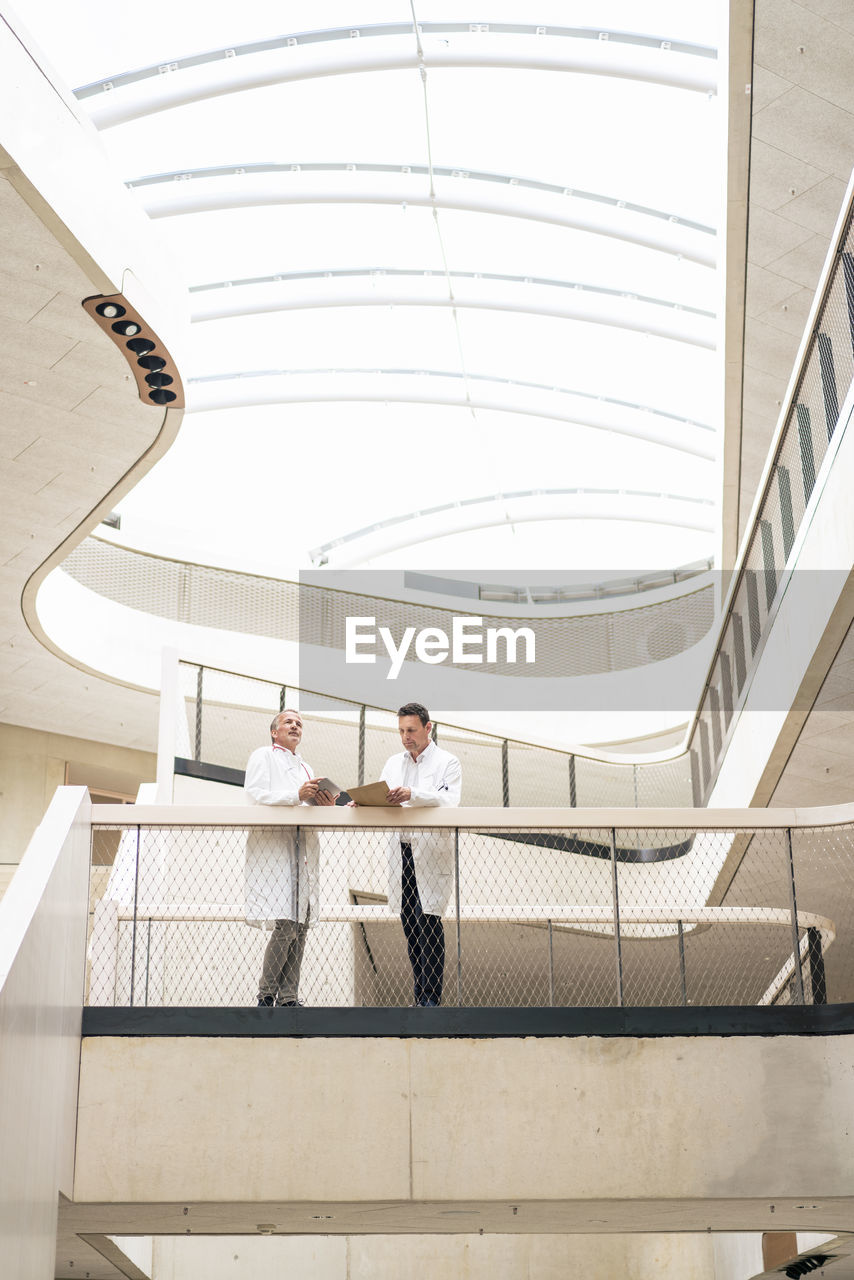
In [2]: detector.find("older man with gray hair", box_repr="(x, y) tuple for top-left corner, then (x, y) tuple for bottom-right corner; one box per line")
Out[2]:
(244, 708), (335, 1007)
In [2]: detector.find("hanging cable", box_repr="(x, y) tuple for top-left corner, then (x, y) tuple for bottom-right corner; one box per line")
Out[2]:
(408, 0), (476, 416)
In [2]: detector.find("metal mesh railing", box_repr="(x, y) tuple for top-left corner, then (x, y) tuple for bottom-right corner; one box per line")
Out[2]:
(175, 660), (694, 809)
(689, 202), (854, 799)
(87, 810), (843, 1010)
(61, 537), (715, 680)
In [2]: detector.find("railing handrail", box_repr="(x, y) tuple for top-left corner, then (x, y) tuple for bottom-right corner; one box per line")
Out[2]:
(175, 657), (688, 766)
(684, 167), (854, 752)
(96, 899), (835, 935)
(91, 800), (854, 830)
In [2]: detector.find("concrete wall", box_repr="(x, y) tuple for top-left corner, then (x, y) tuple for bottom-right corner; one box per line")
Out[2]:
(0, 787), (91, 1280)
(75, 1033), (854, 1232)
(150, 1232), (716, 1279)
(0, 722), (154, 869)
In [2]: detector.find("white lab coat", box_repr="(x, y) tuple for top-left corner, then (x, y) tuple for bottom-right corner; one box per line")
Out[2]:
(244, 745), (319, 927)
(380, 741), (462, 916)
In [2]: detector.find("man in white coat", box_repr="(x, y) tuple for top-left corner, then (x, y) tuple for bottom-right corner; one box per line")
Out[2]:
(244, 709), (335, 1006)
(380, 702), (462, 1007)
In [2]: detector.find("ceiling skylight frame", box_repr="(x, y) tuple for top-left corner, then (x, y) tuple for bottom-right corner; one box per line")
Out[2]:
(185, 368), (716, 460)
(77, 21), (716, 130)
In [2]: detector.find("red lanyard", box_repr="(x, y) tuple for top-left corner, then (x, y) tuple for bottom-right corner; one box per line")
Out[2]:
(273, 745), (311, 780)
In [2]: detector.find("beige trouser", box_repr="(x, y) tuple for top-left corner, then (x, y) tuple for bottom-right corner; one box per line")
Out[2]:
(258, 914), (309, 1004)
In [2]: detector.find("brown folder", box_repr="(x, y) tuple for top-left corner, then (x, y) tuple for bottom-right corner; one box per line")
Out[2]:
(346, 780), (394, 806)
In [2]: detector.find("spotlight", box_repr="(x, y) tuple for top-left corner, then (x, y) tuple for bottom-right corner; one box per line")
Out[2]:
(126, 336), (156, 355)
(83, 293), (184, 409)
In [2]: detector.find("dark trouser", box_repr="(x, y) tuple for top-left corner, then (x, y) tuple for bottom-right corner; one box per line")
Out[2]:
(400, 841), (445, 1006)
(258, 914), (309, 1005)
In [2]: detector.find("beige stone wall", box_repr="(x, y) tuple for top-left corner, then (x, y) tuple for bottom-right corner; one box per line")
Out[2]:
(0, 722), (154, 871)
(150, 1232), (716, 1279)
(76, 1033), (854, 1227)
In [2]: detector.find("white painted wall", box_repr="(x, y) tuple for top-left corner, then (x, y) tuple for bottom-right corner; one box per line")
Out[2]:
(0, 787), (91, 1279)
(712, 1232), (764, 1280)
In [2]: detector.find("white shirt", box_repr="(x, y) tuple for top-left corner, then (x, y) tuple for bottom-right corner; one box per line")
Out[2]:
(245, 743), (313, 806)
(380, 739), (462, 807)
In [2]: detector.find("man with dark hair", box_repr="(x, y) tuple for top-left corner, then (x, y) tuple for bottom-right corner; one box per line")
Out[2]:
(244, 709), (335, 1007)
(380, 702), (462, 1007)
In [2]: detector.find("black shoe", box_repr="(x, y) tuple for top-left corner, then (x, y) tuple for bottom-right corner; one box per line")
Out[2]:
(276, 999), (305, 1007)
(257, 995), (275, 1007)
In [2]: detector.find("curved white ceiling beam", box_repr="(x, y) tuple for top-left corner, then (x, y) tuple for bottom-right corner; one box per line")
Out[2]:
(192, 266), (713, 322)
(77, 23), (717, 129)
(188, 275), (715, 350)
(308, 489), (716, 567)
(133, 163), (714, 240)
(134, 166), (715, 266)
(186, 369), (716, 461)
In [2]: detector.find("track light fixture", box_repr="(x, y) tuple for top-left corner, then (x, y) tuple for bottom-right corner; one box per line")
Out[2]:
(785, 1257), (829, 1278)
(82, 293), (184, 409)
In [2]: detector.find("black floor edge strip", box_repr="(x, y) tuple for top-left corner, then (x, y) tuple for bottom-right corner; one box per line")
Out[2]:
(82, 1003), (854, 1038)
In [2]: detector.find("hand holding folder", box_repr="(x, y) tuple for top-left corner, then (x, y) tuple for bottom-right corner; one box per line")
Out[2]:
(345, 780), (396, 807)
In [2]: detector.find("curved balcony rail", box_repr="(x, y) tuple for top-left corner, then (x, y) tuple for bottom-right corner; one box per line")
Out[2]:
(60, 537), (716, 683)
(87, 803), (851, 1011)
(404, 562), (714, 606)
(688, 177), (854, 800)
(170, 660), (694, 810)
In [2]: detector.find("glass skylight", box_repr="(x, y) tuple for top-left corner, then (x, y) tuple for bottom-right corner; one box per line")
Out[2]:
(22, 0), (725, 576)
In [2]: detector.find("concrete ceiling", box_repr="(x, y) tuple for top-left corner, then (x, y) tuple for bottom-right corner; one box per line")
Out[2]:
(0, 169), (172, 750)
(0, 0), (854, 804)
(737, 0), (854, 540)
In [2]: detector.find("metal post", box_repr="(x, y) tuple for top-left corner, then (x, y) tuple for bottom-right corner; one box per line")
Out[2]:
(548, 920), (555, 1007)
(785, 828), (805, 1004)
(797, 403), (817, 504)
(610, 828), (623, 1007)
(677, 921), (688, 1006)
(745, 570), (761, 654)
(689, 749), (701, 807)
(732, 613), (747, 693)
(294, 826), (301, 931)
(194, 665), (204, 762)
(841, 252), (854, 362)
(568, 754), (577, 806)
(454, 828), (462, 1007)
(501, 739), (510, 807)
(144, 917), (152, 1007)
(358, 704), (366, 786)
(279, 686), (287, 713)
(776, 465), (795, 561)
(760, 518), (777, 611)
(807, 927), (827, 1005)
(129, 826), (141, 1008)
(817, 332), (839, 439)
